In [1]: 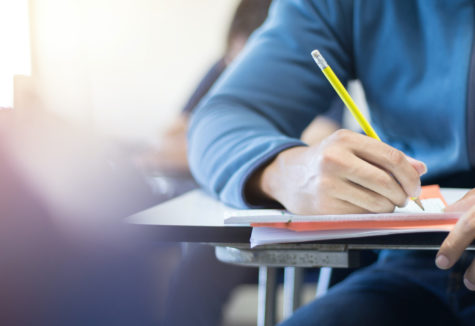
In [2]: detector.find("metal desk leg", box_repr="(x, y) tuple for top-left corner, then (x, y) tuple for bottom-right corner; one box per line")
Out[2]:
(283, 267), (303, 318)
(258, 266), (277, 326)
(214, 245), (359, 325)
(316, 267), (332, 298)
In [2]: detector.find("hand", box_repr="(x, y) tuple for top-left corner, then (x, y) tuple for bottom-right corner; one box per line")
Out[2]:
(247, 129), (427, 215)
(436, 188), (475, 290)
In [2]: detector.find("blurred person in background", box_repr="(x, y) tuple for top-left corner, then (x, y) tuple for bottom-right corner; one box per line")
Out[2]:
(158, 2), (274, 325)
(139, 0), (343, 177)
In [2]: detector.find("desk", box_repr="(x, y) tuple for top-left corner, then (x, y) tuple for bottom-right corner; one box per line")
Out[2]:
(129, 188), (473, 325)
(128, 188), (468, 244)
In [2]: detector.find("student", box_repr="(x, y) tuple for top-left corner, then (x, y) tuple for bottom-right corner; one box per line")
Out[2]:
(189, 1), (475, 325)
(139, 0), (272, 174)
(159, 2), (271, 326)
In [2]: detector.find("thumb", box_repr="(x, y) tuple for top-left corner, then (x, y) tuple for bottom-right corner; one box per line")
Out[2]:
(405, 155), (428, 176)
(445, 188), (475, 213)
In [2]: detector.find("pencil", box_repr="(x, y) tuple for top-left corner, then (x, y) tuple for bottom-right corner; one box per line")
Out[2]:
(311, 49), (424, 211)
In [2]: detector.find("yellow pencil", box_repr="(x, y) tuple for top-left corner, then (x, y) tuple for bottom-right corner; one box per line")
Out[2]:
(311, 49), (424, 211)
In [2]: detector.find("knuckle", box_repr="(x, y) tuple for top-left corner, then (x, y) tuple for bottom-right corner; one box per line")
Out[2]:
(386, 147), (404, 167)
(319, 149), (343, 170)
(394, 195), (408, 208)
(375, 173), (393, 190)
(371, 197), (394, 213)
(391, 191), (408, 207)
(331, 129), (352, 144)
(381, 200), (396, 213)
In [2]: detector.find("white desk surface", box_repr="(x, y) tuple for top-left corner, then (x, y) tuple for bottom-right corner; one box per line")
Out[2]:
(128, 190), (236, 227)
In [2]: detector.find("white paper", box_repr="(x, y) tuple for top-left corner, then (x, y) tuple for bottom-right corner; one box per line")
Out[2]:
(225, 198), (449, 225)
(394, 198), (445, 213)
(250, 226), (452, 248)
(243, 198), (455, 247)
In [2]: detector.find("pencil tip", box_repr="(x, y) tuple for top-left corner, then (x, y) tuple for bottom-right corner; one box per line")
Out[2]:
(414, 198), (425, 211)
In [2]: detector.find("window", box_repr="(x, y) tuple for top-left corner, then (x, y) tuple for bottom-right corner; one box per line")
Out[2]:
(0, 0), (31, 109)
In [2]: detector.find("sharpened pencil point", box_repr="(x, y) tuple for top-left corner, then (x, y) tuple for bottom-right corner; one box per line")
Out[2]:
(413, 198), (425, 211)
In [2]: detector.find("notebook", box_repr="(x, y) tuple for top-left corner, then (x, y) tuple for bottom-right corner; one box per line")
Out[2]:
(223, 185), (463, 246)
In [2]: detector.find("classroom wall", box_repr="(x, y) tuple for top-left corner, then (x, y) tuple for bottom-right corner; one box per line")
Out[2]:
(29, 0), (239, 143)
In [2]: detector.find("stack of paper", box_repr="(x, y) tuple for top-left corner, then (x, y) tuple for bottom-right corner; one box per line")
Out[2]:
(224, 185), (463, 247)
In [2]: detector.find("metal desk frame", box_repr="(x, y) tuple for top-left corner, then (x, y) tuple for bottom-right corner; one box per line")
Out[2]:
(215, 242), (475, 326)
(128, 188), (472, 326)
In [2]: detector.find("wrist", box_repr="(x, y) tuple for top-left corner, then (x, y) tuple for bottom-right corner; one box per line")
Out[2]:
(245, 146), (307, 205)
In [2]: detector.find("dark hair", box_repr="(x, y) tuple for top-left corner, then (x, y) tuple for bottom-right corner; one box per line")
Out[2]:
(226, 0), (272, 50)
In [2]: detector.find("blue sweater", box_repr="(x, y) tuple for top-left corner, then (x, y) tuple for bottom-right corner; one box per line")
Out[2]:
(189, 0), (475, 208)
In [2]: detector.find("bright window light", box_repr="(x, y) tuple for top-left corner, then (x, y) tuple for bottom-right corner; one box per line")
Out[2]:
(0, 0), (31, 108)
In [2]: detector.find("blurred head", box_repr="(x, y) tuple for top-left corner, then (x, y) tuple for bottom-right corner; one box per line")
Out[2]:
(225, 0), (272, 64)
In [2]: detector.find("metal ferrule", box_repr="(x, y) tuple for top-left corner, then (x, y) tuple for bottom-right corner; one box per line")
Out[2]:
(311, 50), (328, 70)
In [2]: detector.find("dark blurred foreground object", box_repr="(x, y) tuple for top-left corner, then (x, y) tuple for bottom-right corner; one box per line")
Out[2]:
(0, 110), (160, 326)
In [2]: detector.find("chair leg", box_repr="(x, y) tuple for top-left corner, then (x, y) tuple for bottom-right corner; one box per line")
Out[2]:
(257, 266), (277, 326)
(316, 267), (332, 298)
(283, 267), (303, 319)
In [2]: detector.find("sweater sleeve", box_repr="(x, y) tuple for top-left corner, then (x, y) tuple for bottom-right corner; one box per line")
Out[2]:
(188, 0), (355, 208)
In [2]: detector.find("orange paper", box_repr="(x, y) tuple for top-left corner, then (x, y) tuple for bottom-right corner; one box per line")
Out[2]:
(419, 184), (447, 205)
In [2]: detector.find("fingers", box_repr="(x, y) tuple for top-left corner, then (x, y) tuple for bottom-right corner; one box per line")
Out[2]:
(336, 131), (423, 198)
(405, 155), (428, 176)
(330, 178), (395, 213)
(436, 190), (475, 291)
(342, 156), (408, 207)
(436, 206), (475, 270)
(261, 129), (427, 216)
(308, 197), (370, 215)
(356, 143), (421, 198)
(445, 188), (475, 213)
(463, 259), (475, 291)
(320, 130), (418, 207)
